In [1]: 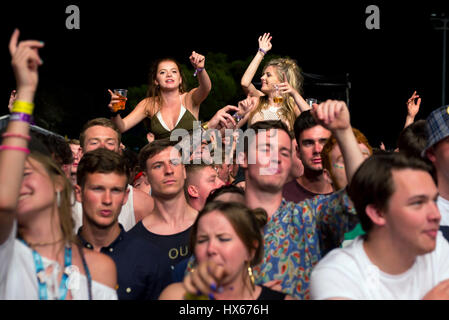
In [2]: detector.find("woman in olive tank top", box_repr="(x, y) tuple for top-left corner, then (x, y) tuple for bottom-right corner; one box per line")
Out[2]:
(108, 52), (211, 141)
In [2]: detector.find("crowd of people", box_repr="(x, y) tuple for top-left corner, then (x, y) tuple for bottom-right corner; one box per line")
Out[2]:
(2, 29), (449, 301)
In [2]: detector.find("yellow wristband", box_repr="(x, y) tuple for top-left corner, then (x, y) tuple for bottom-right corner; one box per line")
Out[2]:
(11, 100), (34, 115)
(201, 121), (209, 130)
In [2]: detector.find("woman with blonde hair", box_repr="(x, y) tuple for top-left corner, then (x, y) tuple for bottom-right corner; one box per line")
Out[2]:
(240, 33), (311, 130)
(0, 29), (117, 300)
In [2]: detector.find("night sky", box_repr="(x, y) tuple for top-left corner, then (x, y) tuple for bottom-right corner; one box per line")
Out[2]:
(2, 1), (448, 149)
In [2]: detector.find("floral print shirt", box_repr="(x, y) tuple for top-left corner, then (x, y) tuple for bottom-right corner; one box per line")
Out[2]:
(253, 188), (358, 300)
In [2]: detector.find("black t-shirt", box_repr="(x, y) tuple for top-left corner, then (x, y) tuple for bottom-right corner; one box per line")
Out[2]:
(77, 225), (172, 300)
(127, 221), (192, 271)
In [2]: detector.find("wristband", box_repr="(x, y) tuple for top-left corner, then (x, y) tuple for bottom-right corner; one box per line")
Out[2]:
(11, 100), (34, 115)
(258, 48), (267, 56)
(0, 145), (30, 154)
(193, 68), (204, 77)
(10, 112), (33, 123)
(201, 121), (209, 130)
(1, 133), (31, 141)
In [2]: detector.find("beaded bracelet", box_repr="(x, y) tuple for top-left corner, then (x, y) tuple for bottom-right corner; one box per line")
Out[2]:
(193, 68), (204, 77)
(1, 133), (31, 141)
(11, 100), (34, 115)
(9, 113), (32, 123)
(0, 145), (30, 154)
(258, 48), (267, 56)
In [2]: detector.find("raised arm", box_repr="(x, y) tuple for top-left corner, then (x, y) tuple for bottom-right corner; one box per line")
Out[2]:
(108, 92), (148, 133)
(311, 100), (364, 184)
(240, 33), (272, 97)
(404, 91), (421, 129)
(277, 73), (311, 114)
(189, 51), (212, 114)
(0, 29), (43, 244)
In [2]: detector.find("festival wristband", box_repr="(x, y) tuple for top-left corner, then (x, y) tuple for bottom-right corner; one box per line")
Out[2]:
(1, 133), (31, 141)
(193, 68), (204, 77)
(201, 121), (209, 130)
(258, 48), (267, 55)
(11, 100), (34, 115)
(0, 145), (30, 154)
(10, 112), (33, 123)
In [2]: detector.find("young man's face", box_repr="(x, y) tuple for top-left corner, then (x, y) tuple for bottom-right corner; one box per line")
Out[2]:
(82, 125), (120, 154)
(145, 146), (186, 199)
(76, 172), (129, 229)
(188, 166), (225, 209)
(382, 169), (440, 256)
(297, 125), (331, 173)
(245, 129), (292, 193)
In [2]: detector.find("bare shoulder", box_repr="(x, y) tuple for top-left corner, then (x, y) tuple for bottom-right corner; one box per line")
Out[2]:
(82, 249), (117, 289)
(158, 282), (186, 300)
(132, 187), (154, 222)
(136, 97), (154, 116)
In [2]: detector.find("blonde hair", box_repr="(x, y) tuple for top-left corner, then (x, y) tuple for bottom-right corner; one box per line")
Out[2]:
(249, 57), (303, 130)
(21, 152), (76, 249)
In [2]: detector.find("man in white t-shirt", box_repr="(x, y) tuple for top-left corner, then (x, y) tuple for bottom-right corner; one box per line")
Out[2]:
(424, 105), (449, 241)
(310, 152), (449, 300)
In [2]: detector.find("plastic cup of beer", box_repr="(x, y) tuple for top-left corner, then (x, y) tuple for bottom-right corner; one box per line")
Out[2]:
(273, 84), (284, 105)
(113, 89), (128, 112)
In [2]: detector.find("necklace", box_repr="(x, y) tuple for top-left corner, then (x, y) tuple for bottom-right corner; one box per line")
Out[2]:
(20, 239), (72, 300)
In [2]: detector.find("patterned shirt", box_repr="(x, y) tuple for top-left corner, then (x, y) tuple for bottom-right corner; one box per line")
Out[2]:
(253, 188), (358, 300)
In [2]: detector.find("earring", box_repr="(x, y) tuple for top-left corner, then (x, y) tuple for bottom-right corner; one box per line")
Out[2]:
(247, 263), (255, 291)
(56, 191), (61, 207)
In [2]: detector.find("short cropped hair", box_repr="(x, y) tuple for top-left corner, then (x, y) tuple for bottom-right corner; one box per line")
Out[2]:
(76, 148), (128, 187)
(348, 152), (433, 234)
(243, 120), (293, 155)
(79, 118), (121, 149)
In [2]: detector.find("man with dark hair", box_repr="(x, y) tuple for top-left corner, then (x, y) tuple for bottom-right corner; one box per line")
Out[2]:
(128, 139), (197, 271)
(72, 117), (153, 232)
(311, 152), (449, 300)
(75, 148), (171, 300)
(282, 110), (333, 203)
(240, 104), (365, 299)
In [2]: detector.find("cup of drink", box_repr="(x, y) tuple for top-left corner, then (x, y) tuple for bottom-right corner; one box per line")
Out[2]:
(112, 89), (128, 112)
(306, 98), (318, 107)
(273, 84), (284, 105)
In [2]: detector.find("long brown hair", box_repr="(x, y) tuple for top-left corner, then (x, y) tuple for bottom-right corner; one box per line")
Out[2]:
(145, 58), (188, 117)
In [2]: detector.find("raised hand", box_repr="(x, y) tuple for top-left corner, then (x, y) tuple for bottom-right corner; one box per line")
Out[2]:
(258, 33), (272, 54)
(7, 90), (17, 112)
(208, 105), (240, 132)
(406, 91), (421, 119)
(107, 89), (127, 113)
(9, 29), (44, 93)
(190, 51), (205, 70)
(311, 100), (351, 132)
(237, 95), (258, 115)
(277, 72), (297, 96)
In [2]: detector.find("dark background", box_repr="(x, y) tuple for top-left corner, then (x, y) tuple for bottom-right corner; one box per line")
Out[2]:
(2, 1), (449, 150)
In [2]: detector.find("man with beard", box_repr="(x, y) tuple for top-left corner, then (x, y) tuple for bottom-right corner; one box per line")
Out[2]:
(282, 110), (333, 202)
(76, 148), (170, 299)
